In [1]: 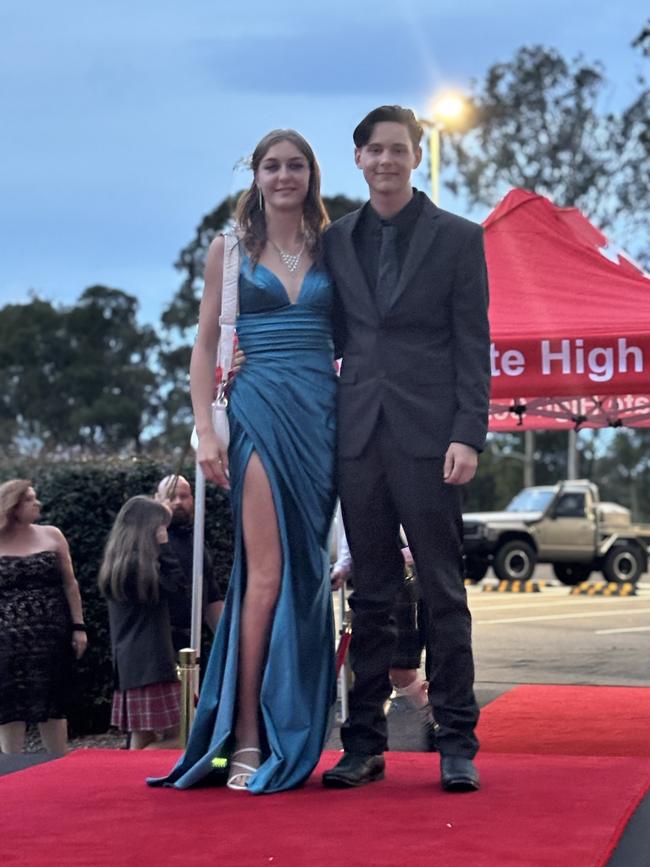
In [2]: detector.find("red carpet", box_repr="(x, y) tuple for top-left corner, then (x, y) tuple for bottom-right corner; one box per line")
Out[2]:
(479, 685), (650, 756)
(1, 747), (649, 867)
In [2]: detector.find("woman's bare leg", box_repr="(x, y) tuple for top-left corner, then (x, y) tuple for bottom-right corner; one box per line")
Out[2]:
(233, 451), (282, 760)
(0, 721), (26, 753)
(38, 718), (68, 755)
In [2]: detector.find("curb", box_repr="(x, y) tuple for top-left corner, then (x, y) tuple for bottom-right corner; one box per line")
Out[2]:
(481, 580), (545, 593)
(569, 582), (638, 596)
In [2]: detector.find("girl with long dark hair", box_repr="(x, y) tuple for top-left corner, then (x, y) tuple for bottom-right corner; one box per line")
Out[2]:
(99, 496), (184, 749)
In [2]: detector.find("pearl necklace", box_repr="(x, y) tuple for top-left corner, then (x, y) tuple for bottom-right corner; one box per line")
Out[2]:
(269, 238), (306, 274)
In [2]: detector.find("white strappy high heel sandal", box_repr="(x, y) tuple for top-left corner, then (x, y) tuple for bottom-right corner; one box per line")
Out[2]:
(226, 747), (262, 791)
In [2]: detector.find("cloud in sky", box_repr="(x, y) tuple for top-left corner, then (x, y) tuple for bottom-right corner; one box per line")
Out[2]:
(183, 1), (646, 100)
(1, 0), (647, 323)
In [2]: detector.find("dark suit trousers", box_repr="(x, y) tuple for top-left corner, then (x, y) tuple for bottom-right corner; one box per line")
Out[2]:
(338, 414), (479, 758)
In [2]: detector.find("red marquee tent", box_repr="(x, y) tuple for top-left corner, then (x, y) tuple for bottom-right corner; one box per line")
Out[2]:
(483, 189), (650, 431)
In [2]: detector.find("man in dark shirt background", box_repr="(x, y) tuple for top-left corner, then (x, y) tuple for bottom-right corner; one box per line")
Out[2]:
(155, 475), (224, 653)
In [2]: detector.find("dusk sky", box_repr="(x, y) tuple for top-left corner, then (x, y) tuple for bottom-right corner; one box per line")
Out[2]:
(2, 1), (647, 325)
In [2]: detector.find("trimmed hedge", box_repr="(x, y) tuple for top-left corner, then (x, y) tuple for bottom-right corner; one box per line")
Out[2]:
(0, 457), (233, 734)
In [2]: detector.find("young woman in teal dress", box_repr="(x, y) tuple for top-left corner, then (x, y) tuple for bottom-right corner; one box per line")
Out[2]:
(150, 130), (337, 794)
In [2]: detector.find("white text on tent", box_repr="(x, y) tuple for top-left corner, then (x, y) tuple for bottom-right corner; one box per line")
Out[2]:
(541, 338), (644, 383)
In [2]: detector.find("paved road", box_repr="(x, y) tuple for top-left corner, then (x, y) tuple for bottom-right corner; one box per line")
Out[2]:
(332, 568), (650, 697)
(331, 573), (649, 746)
(472, 573), (650, 688)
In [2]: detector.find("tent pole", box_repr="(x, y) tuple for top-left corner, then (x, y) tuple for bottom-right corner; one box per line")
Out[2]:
(190, 458), (206, 657)
(178, 456), (205, 745)
(524, 431), (535, 487)
(567, 430), (579, 479)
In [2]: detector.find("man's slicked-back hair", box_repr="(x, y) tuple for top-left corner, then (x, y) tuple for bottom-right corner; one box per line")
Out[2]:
(353, 105), (424, 150)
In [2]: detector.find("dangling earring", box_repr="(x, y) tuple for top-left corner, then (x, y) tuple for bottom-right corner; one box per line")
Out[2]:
(258, 186), (264, 210)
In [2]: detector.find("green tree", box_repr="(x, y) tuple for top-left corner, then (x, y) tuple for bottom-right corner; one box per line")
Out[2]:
(613, 21), (650, 256)
(594, 429), (650, 520)
(464, 436), (524, 511)
(0, 287), (160, 454)
(0, 297), (75, 452)
(468, 430), (571, 507)
(63, 286), (160, 452)
(443, 41), (650, 265)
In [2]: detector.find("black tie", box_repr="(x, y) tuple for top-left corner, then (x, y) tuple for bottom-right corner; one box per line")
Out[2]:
(376, 221), (399, 315)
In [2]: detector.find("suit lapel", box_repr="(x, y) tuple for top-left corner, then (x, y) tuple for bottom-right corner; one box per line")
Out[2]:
(387, 198), (441, 311)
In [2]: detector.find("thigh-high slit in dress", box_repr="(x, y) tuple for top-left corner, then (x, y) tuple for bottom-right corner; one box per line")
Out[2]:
(149, 253), (337, 794)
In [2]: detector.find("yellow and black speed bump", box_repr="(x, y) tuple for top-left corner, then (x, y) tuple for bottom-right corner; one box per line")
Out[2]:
(481, 580), (545, 593)
(569, 581), (637, 596)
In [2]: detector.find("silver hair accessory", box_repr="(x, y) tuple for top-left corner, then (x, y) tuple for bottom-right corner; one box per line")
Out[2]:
(232, 155), (253, 171)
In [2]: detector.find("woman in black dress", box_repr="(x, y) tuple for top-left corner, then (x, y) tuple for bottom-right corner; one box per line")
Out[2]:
(0, 479), (87, 755)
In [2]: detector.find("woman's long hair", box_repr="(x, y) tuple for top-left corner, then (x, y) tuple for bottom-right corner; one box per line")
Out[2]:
(235, 129), (329, 266)
(0, 479), (31, 533)
(97, 496), (169, 604)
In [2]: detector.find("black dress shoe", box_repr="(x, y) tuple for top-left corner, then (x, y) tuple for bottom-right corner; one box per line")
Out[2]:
(440, 755), (480, 792)
(322, 752), (385, 788)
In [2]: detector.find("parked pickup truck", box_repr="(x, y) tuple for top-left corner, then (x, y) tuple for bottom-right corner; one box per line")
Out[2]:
(463, 480), (650, 585)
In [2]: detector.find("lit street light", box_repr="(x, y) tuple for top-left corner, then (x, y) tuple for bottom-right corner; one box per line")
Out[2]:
(419, 91), (470, 205)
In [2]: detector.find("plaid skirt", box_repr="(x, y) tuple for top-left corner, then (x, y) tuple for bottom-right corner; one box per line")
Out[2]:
(111, 681), (181, 732)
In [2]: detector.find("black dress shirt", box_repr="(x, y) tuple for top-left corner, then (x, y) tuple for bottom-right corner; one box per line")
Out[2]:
(353, 189), (424, 296)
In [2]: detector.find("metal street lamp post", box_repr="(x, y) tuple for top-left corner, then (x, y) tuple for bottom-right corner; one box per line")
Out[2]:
(419, 91), (469, 206)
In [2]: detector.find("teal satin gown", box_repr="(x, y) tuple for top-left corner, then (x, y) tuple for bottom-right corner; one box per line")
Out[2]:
(149, 254), (337, 794)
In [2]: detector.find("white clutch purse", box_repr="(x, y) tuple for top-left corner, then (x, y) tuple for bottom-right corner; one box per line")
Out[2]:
(211, 394), (230, 446)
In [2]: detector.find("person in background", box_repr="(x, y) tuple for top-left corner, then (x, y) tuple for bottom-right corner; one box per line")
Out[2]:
(155, 475), (224, 653)
(331, 527), (429, 712)
(98, 496), (185, 750)
(0, 479), (87, 756)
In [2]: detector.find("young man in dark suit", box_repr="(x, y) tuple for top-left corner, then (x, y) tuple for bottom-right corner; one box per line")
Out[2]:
(322, 105), (491, 792)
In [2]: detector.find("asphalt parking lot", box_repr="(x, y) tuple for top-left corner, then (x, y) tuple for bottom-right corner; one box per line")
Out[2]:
(472, 569), (650, 689)
(331, 566), (650, 713)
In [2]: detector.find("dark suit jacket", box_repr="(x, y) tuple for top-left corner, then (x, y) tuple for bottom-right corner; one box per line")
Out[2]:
(106, 543), (183, 691)
(325, 196), (491, 459)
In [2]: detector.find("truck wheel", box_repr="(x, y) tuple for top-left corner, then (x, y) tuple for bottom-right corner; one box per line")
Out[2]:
(552, 563), (592, 586)
(602, 545), (643, 584)
(464, 556), (488, 583)
(493, 540), (536, 582)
